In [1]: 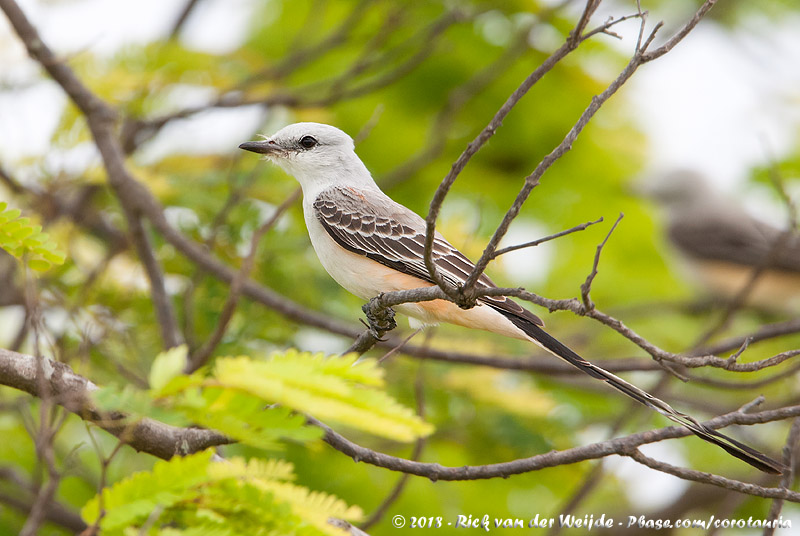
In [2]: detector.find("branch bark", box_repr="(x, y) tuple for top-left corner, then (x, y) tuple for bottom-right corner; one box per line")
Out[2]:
(1, 345), (795, 495)
(0, 348), (232, 460)
(312, 404), (799, 487)
(0, 0), (183, 350)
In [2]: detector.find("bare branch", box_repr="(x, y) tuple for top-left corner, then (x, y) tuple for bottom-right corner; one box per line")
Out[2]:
(0, 348), (232, 459)
(168, 0), (201, 39)
(546, 379), (661, 536)
(0, 0), (182, 350)
(360, 365), (427, 530)
(490, 217), (603, 259)
(580, 214), (623, 310)
(241, 0), (372, 85)
(127, 214), (183, 349)
(0, 163), (25, 193)
(422, 0), (604, 297)
(639, 0), (718, 63)
(124, 7), (469, 154)
(0, 477), (86, 534)
(700, 318), (800, 357)
(445, 1), (717, 303)
(764, 418), (800, 534)
(2, 344), (796, 492)
(313, 404), (798, 484)
(627, 448), (794, 501)
(380, 12), (544, 188)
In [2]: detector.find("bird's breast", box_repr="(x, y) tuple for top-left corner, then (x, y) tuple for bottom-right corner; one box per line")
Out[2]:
(304, 212), (386, 299)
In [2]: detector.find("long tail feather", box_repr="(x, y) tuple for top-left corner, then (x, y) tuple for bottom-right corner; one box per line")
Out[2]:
(500, 312), (784, 475)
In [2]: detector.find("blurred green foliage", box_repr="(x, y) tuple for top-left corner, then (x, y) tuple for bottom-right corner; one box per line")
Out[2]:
(1, 0), (799, 534)
(0, 202), (65, 270)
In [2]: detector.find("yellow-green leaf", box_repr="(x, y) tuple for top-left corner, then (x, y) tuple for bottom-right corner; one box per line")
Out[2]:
(149, 345), (189, 392)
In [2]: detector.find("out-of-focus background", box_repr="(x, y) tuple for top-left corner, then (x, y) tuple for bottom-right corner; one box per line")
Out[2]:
(1, 0), (799, 534)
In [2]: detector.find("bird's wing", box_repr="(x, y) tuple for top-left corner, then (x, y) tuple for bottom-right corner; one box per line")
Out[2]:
(313, 186), (785, 475)
(313, 186), (543, 327)
(670, 216), (800, 272)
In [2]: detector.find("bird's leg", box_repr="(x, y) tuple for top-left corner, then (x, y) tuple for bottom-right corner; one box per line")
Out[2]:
(361, 296), (397, 340)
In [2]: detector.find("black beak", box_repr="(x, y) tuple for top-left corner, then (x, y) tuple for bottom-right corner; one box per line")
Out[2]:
(238, 140), (277, 154)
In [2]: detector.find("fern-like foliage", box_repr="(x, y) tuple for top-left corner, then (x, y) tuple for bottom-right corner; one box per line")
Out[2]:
(81, 450), (362, 535)
(212, 349), (433, 441)
(92, 346), (433, 449)
(0, 201), (65, 270)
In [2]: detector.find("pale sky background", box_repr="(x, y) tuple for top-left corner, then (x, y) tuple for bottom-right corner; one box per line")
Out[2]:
(1, 0), (799, 519)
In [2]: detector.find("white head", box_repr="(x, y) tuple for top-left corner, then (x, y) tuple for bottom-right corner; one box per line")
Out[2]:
(239, 122), (377, 196)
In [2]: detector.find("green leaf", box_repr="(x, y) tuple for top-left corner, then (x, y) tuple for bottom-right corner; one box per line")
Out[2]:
(176, 387), (322, 449)
(149, 345), (189, 392)
(28, 259), (52, 272)
(81, 450), (215, 528)
(212, 350), (434, 442)
(0, 202), (65, 270)
(82, 450), (361, 535)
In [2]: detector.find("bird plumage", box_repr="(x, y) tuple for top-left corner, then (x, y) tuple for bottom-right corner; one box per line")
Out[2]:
(643, 169), (800, 310)
(240, 123), (784, 474)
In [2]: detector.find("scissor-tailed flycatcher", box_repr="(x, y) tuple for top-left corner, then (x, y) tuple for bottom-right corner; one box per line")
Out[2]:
(644, 169), (800, 311)
(240, 123), (783, 474)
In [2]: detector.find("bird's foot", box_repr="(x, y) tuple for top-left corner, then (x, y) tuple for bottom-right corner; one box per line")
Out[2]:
(454, 285), (477, 310)
(362, 298), (397, 339)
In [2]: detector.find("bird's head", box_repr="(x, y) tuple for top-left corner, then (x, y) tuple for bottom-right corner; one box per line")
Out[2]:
(636, 168), (713, 208)
(239, 122), (373, 194)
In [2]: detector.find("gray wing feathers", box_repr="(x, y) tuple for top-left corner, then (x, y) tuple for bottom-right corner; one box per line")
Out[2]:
(670, 214), (800, 272)
(314, 187), (784, 474)
(313, 186), (544, 327)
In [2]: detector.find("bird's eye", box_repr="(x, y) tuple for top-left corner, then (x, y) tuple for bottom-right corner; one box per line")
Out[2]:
(299, 135), (318, 149)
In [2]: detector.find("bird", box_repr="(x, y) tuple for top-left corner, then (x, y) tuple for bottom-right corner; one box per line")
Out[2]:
(239, 123), (784, 474)
(642, 169), (800, 311)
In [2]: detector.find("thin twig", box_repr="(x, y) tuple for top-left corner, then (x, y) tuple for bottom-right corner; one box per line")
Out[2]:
(548, 374), (673, 536)
(764, 418), (800, 535)
(168, 0), (201, 39)
(241, 0), (372, 85)
(580, 213), (624, 310)
(378, 328), (422, 364)
(1, 345), (797, 490)
(127, 214), (183, 349)
(491, 217), (603, 259)
(454, 2), (717, 301)
(627, 448), (791, 500)
(380, 12), (545, 188)
(422, 0), (604, 298)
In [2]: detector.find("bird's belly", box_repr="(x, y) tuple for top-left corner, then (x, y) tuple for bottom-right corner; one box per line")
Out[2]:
(690, 259), (800, 310)
(305, 216), (393, 299)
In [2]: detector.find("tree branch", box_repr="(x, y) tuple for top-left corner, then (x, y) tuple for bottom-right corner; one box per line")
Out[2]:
(491, 217), (603, 259)
(0, 0), (183, 350)
(312, 404), (799, 485)
(626, 448), (796, 501)
(764, 418), (800, 534)
(3, 345), (795, 492)
(422, 0), (603, 299)
(0, 348), (232, 460)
